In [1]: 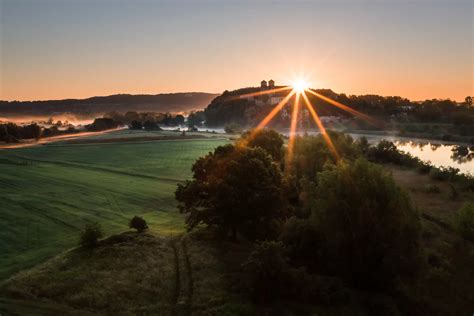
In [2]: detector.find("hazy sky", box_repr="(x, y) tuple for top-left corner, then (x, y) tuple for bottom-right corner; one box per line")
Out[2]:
(0, 0), (472, 101)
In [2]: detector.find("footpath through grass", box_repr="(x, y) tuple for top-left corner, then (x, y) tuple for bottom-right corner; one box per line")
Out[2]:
(0, 135), (229, 280)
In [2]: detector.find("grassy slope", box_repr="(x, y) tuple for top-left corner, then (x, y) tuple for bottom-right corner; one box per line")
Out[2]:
(1, 232), (176, 315)
(385, 165), (474, 315)
(0, 135), (229, 280)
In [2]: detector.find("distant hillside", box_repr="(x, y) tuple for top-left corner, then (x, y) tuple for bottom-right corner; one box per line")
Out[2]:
(0, 93), (219, 117)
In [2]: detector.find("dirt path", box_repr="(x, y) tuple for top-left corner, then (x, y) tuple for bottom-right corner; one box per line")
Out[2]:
(171, 236), (193, 316)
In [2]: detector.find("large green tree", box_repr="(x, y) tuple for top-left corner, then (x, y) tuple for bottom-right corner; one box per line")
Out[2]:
(175, 144), (287, 240)
(243, 129), (284, 161)
(282, 159), (421, 289)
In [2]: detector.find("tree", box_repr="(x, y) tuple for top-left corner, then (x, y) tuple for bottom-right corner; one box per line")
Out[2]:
(79, 222), (103, 248)
(281, 159), (421, 289)
(86, 118), (120, 132)
(129, 120), (143, 130)
(174, 114), (185, 125)
(143, 120), (161, 130)
(242, 241), (292, 302)
(175, 144), (287, 240)
(22, 123), (42, 139)
(465, 96), (472, 107)
(129, 216), (149, 233)
(187, 111), (205, 127)
(243, 129), (284, 161)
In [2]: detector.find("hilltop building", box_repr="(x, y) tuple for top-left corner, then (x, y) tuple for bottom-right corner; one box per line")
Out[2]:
(241, 80), (290, 108)
(260, 79), (275, 89)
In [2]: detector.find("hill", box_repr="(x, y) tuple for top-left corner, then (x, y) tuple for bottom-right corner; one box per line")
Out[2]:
(0, 93), (219, 118)
(0, 131), (229, 280)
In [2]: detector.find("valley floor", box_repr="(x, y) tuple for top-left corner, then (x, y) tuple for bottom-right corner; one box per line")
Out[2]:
(0, 131), (473, 315)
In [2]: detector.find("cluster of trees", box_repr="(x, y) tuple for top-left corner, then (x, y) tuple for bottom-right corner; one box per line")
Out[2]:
(104, 111), (185, 127)
(0, 123), (42, 143)
(0, 117), (123, 143)
(203, 87), (474, 130)
(85, 118), (122, 132)
(176, 130), (425, 309)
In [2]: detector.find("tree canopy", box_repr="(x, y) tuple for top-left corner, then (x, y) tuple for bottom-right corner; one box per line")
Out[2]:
(175, 144), (288, 240)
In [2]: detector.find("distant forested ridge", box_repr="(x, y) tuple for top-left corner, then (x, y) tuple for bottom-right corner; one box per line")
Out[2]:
(0, 93), (218, 116)
(204, 87), (474, 130)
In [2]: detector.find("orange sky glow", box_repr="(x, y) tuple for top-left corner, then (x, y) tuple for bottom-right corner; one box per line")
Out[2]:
(1, 0), (472, 102)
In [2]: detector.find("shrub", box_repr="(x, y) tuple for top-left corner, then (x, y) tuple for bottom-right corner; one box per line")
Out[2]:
(79, 222), (103, 248)
(455, 203), (474, 241)
(129, 216), (148, 233)
(367, 140), (404, 164)
(416, 162), (432, 174)
(423, 184), (441, 194)
(429, 166), (459, 181)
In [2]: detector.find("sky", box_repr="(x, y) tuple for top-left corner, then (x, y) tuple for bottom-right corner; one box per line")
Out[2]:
(0, 0), (472, 102)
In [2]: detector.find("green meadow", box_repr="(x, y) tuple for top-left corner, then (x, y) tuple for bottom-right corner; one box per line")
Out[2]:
(0, 135), (229, 280)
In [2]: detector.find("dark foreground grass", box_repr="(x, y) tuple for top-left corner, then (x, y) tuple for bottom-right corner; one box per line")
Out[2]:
(1, 232), (176, 315)
(0, 136), (229, 280)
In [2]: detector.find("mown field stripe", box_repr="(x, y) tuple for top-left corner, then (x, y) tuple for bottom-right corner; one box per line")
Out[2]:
(7, 154), (183, 183)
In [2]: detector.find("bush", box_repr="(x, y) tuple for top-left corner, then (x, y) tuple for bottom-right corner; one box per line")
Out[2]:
(367, 140), (404, 164)
(416, 162), (432, 174)
(455, 203), (474, 241)
(429, 166), (459, 181)
(129, 216), (148, 233)
(79, 222), (103, 248)
(423, 184), (441, 194)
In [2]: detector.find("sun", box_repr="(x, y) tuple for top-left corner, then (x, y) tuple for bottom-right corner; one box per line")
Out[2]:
(292, 79), (309, 93)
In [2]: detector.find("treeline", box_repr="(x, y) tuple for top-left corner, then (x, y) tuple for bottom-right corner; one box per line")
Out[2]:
(204, 87), (474, 129)
(104, 111), (185, 126)
(0, 123), (42, 143)
(0, 118), (122, 143)
(176, 129), (474, 314)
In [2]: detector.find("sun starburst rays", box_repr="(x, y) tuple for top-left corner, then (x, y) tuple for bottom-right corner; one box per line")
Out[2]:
(301, 91), (340, 160)
(255, 90), (296, 131)
(286, 92), (301, 168)
(245, 78), (376, 166)
(305, 89), (379, 127)
(238, 86), (292, 99)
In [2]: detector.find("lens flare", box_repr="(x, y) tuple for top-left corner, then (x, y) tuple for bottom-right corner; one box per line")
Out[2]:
(301, 92), (339, 160)
(246, 77), (377, 167)
(292, 80), (309, 93)
(286, 92), (301, 171)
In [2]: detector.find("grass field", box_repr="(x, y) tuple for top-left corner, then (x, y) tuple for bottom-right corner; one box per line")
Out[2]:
(0, 131), (473, 315)
(0, 132), (229, 280)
